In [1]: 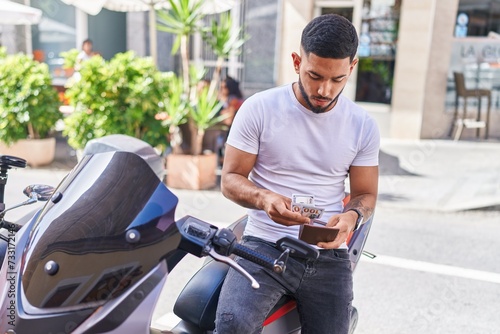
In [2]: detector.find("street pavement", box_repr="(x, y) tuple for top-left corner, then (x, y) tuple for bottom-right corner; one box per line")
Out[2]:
(2, 136), (500, 333)
(5, 136), (499, 222)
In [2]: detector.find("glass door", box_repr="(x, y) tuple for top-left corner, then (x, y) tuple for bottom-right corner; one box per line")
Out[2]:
(355, 0), (402, 104)
(317, 0), (402, 105)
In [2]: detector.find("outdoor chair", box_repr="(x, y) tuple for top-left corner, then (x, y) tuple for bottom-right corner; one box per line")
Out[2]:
(450, 72), (491, 140)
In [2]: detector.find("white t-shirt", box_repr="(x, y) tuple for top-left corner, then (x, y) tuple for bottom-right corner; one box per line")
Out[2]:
(226, 83), (380, 243)
(77, 51), (92, 62)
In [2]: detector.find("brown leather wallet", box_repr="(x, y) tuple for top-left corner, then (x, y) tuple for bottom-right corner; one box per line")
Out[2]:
(299, 224), (339, 244)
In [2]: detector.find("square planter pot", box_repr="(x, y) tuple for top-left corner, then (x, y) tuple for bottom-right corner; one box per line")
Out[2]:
(166, 153), (217, 190)
(0, 138), (56, 167)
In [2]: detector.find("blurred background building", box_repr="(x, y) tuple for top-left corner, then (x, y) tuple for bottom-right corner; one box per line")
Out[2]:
(2, 0), (500, 140)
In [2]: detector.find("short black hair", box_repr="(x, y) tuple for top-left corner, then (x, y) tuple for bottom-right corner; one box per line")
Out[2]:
(301, 14), (358, 62)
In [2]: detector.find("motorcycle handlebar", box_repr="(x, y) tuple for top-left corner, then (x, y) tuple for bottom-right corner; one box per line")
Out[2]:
(212, 228), (285, 274)
(180, 219), (287, 289)
(232, 243), (277, 271)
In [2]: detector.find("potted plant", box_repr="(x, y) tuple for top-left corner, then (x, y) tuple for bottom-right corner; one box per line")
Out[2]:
(166, 84), (227, 189)
(0, 47), (62, 167)
(203, 11), (248, 97)
(63, 51), (171, 153)
(157, 72), (190, 155)
(157, 0), (248, 189)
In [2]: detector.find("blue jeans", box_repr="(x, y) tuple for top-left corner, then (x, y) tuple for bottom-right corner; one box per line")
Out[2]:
(214, 236), (353, 334)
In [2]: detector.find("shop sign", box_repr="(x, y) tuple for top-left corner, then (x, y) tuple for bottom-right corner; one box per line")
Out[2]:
(450, 38), (500, 72)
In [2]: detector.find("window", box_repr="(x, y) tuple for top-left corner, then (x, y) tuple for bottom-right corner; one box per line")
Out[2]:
(355, 0), (401, 104)
(31, 0), (76, 82)
(457, 0), (500, 37)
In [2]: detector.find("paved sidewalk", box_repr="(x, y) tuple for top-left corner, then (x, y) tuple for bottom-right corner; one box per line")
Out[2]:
(378, 138), (500, 212)
(4, 137), (500, 219)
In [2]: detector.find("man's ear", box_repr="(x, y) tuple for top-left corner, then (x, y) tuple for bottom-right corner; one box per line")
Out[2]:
(349, 58), (359, 73)
(291, 52), (301, 74)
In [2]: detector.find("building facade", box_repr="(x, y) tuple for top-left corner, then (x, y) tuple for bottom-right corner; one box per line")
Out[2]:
(274, 0), (497, 140)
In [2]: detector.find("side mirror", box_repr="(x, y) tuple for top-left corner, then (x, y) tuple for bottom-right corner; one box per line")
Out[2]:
(0, 184), (55, 220)
(0, 155), (27, 169)
(23, 184), (55, 201)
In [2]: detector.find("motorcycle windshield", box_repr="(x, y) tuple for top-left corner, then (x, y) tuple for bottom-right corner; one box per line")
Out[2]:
(20, 151), (180, 311)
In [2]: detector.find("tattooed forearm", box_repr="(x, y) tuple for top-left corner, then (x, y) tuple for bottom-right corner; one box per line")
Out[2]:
(343, 195), (375, 219)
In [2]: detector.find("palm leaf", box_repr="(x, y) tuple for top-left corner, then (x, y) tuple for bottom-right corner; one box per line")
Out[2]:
(202, 12), (249, 58)
(190, 87), (225, 131)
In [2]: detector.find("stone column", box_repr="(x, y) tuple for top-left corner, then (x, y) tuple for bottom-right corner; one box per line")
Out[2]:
(127, 12), (148, 58)
(390, 0), (459, 139)
(277, 0), (314, 85)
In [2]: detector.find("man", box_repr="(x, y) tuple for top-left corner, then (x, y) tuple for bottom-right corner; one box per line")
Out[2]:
(215, 14), (380, 334)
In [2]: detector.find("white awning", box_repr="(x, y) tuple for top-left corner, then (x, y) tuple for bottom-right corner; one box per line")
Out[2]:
(60, 0), (234, 16)
(0, 0), (42, 25)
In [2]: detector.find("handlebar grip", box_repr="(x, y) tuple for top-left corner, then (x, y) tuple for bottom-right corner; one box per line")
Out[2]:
(232, 244), (275, 271)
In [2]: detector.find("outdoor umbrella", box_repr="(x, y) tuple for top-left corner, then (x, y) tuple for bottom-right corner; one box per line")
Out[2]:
(60, 0), (235, 64)
(0, 0), (42, 25)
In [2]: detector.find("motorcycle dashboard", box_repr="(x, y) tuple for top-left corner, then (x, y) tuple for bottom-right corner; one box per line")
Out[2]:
(176, 215), (219, 257)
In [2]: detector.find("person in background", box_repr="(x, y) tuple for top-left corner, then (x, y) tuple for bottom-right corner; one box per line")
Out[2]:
(76, 39), (95, 66)
(203, 76), (244, 164)
(70, 38), (97, 83)
(215, 14), (380, 333)
(218, 76), (244, 127)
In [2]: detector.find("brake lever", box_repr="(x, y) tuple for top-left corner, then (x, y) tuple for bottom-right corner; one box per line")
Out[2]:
(208, 247), (260, 289)
(273, 248), (289, 274)
(0, 194), (37, 220)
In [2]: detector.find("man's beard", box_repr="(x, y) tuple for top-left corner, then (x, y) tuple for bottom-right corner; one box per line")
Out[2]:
(298, 78), (343, 114)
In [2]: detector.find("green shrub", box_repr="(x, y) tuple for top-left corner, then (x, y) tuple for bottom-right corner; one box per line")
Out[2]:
(60, 48), (80, 70)
(0, 47), (62, 144)
(63, 51), (170, 150)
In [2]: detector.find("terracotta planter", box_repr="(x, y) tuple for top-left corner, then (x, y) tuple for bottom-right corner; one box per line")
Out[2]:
(0, 138), (56, 167)
(166, 153), (217, 190)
